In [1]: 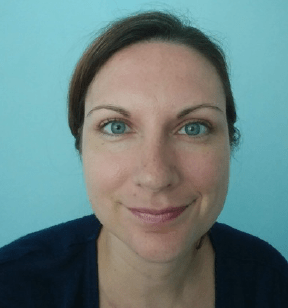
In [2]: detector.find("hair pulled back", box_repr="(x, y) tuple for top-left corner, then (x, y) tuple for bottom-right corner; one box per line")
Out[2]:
(68, 11), (240, 154)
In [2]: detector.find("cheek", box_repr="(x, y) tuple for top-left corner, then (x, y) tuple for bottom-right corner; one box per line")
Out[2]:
(84, 153), (119, 195)
(82, 141), (138, 224)
(183, 148), (230, 193)
(82, 141), (132, 202)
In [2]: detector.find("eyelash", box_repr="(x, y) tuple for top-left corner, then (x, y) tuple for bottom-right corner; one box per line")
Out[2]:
(97, 117), (212, 138)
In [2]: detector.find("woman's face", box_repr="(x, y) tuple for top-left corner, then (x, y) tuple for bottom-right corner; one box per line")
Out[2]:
(82, 42), (230, 262)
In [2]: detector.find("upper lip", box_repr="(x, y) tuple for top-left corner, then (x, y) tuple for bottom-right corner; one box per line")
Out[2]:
(128, 205), (188, 215)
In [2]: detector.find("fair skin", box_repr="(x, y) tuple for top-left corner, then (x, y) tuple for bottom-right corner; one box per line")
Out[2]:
(82, 41), (230, 307)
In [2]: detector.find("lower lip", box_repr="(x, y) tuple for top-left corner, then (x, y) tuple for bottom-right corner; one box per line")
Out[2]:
(129, 206), (188, 224)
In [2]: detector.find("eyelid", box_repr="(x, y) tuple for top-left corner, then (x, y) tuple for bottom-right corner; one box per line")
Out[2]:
(98, 117), (132, 137)
(99, 117), (130, 128)
(97, 117), (212, 137)
(178, 120), (211, 138)
(178, 118), (211, 127)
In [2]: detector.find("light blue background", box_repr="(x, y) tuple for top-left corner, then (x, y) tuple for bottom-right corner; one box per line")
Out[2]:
(1, 0), (287, 259)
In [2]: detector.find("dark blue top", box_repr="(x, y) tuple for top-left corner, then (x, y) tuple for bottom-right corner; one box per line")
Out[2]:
(0, 215), (287, 307)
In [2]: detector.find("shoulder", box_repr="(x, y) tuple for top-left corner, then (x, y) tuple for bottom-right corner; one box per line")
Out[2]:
(210, 222), (288, 275)
(0, 214), (101, 265)
(211, 222), (288, 306)
(0, 214), (101, 307)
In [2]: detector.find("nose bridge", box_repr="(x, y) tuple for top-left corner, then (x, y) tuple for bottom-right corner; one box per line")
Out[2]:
(134, 134), (179, 191)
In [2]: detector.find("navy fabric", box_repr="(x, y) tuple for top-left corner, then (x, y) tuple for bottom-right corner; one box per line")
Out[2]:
(0, 214), (287, 307)
(209, 223), (288, 307)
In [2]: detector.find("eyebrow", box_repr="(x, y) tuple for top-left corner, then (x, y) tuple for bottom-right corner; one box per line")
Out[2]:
(86, 103), (224, 119)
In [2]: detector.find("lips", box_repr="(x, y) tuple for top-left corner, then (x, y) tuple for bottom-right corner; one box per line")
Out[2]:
(129, 205), (188, 224)
(129, 206), (188, 215)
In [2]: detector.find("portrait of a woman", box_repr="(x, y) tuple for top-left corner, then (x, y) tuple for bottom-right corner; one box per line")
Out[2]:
(0, 10), (287, 308)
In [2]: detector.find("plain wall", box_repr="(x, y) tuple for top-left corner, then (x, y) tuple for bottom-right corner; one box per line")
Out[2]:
(1, 0), (287, 259)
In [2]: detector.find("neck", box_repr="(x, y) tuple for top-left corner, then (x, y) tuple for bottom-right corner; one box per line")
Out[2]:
(97, 227), (215, 308)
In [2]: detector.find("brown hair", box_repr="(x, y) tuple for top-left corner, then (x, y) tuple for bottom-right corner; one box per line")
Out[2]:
(68, 11), (240, 155)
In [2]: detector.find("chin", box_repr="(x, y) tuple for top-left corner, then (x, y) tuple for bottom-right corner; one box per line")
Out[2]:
(126, 227), (202, 263)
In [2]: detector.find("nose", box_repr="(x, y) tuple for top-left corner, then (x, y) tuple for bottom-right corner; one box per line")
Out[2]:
(133, 138), (180, 192)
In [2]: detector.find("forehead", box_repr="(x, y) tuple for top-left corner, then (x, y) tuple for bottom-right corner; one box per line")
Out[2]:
(85, 41), (225, 113)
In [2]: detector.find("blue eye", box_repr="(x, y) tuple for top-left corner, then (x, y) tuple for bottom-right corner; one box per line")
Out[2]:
(178, 122), (208, 136)
(99, 119), (209, 137)
(101, 120), (129, 135)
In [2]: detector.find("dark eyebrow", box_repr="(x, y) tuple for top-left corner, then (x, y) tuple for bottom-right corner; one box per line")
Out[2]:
(177, 104), (224, 119)
(86, 103), (223, 118)
(86, 105), (131, 118)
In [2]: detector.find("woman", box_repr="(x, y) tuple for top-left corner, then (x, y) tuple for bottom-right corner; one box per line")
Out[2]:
(0, 11), (287, 308)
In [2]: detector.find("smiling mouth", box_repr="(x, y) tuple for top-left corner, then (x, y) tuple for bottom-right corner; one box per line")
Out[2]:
(128, 205), (189, 224)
